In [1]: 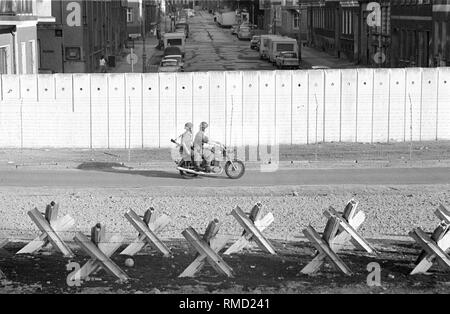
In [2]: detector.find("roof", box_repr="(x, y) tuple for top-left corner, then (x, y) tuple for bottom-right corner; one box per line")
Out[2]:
(269, 36), (297, 43)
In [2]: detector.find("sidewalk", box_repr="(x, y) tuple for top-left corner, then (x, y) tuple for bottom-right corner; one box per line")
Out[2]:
(2, 141), (450, 171)
(300, 45), (357, 69)
(112, 35), (161, 73)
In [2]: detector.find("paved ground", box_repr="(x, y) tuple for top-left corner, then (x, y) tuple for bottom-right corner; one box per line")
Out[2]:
(183, 11), (275, 72)
(300, 46), (358, 69)
(0, 167), (449, 188)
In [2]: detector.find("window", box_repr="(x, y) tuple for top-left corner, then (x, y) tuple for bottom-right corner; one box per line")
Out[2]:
(0, 46), (9, 74)
(442, 21), (447, 57)
(28, 40), (35, 74)
(168, 38), (182, 46)
(293, 12), (299, 29)
(127, 8), (133, 23)
(276, 43), (294, 51)
(21, 42), (26, 74)
(65, 47), (81, 60)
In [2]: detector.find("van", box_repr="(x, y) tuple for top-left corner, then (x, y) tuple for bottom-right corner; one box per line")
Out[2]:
(163, 32), (186, 57)
(267, 37), (298, 63)
(259, 35), (282, 60)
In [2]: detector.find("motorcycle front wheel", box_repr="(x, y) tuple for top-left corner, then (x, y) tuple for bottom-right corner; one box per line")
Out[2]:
(224, 160), (245, 179)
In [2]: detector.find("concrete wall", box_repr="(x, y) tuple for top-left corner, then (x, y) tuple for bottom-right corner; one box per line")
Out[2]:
(0, 67), (449, 148)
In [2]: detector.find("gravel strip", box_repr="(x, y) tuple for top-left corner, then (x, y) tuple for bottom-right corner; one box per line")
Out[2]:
(0, 184), (449, 243)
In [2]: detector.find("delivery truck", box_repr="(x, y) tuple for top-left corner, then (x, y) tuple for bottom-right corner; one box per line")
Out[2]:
(163, 32), (186, 57)
(259, 35), (283, 60)
(217, 11), (236, 28)
(267, 36), (299, 63)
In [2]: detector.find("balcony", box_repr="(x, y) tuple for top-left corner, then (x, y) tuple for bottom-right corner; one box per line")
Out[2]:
(0, 0), (34, 16)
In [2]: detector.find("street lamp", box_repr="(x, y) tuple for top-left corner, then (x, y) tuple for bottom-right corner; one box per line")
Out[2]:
(142, 1), (147, 73)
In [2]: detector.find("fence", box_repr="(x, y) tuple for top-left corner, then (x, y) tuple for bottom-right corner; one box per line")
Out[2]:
(0, 67), (449, 149)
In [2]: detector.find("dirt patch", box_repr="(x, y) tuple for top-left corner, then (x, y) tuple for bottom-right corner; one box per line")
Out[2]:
(2, 141), (450, 169)
(0, 239), (449, 294)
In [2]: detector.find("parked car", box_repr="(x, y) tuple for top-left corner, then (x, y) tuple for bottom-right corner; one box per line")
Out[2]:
(237, 26), (252, 40)
(163, 46), (183, 58)
(162, 54), (184, 69)
(158, 59), (184, 72)
(250, 35), (260, 50)
(185, 9), (195, 18)
(275, 51), (300, 69)
(175, 20), (189, 38)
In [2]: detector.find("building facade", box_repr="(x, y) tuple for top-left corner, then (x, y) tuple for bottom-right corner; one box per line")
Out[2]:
(37, 0), (128, 73)
(0, 0), (54, 74)
(432, 0), (450, 66)
(390, 0), (432, 67)
(127, 0), (142, 37)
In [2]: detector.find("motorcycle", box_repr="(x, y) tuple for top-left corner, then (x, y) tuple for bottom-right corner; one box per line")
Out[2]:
(170, 139), (246, 179)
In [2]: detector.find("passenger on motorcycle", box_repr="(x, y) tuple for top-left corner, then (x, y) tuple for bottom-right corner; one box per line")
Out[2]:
(180, 122), (193, 163)
(193, 121), (214, 172)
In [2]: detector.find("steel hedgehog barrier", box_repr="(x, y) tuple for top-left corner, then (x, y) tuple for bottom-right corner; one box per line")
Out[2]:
(3, 200), (450, 285)
(301, 200), (377, 276)
(72, 223), (129, 282)
(224, 204), (276, 256)
(0, 239), (7, 279)
(121, 208), (172, 257)
(179, 219), (234, 278)
(16, 202), (75, 257)
(410, 204), (450, 275)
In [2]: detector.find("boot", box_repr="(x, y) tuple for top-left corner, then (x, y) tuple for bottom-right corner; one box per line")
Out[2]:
(204, 165), (211, 173)
(194, 161), (202, 172)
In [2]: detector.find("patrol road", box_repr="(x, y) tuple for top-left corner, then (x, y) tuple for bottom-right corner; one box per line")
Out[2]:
(0, 167), (448, 188)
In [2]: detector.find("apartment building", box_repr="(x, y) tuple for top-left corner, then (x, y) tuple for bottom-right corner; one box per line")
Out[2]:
(36, 0), (128, 73)
(0, 0), (54, 74)
(431, 0), (450, 66)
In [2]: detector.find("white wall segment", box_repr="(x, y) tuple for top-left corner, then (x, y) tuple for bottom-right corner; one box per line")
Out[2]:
(323, 69), (341, 143)
(0, 68), (448, 149)
(389, 69), (406, 142)
(291, 70), (309, 145)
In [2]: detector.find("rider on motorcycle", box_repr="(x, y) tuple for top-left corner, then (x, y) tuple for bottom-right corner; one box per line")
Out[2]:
(180, 122), (193, 164)
(193, 122), (214, 172)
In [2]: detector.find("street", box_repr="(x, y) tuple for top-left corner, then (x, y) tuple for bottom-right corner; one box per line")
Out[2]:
(183, 11), (275, 71)
(113, 10), (358, 73)
(0, 167), (449, 188)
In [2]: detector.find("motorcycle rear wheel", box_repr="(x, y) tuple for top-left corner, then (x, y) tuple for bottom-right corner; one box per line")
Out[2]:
(224, 160), (245, 179)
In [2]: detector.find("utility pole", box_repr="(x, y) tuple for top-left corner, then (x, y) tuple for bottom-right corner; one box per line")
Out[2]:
(273, 5), (276, 34)
(142, 0), (147, 73)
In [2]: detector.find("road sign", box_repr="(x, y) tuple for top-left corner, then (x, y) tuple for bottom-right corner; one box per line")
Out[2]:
(127, 52), (138, 65)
